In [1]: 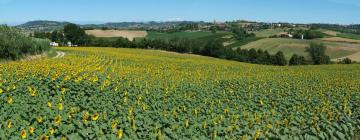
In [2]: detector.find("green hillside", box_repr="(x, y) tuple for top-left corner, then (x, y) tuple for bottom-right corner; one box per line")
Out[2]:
(146, 31), (230, 40)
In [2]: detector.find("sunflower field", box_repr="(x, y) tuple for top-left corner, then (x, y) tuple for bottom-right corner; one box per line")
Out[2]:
(0, 47), (359, 139)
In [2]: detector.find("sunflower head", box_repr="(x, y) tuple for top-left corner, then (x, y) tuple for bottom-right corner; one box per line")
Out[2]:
(54, 115), (62, 125)
(117, 129), (123, 139)
(47, 101), (52, 108)
(20, 130), (27, 139)
(37, 116), (43, 123)
(40, 135), (49, 140)
(29, 126), (35, 134)
(7, 96), (13, 104)
(92, 113), (100, 121)
(58, 103), (63, 110)
(49, 128), (55, 135)
(7, 120), (12, 128)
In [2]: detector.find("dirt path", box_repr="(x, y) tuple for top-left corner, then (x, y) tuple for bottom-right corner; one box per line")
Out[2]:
(54, 51), (65, 58)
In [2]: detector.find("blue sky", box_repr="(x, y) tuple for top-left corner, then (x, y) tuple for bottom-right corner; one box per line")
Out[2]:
(0, 0), (359, 25)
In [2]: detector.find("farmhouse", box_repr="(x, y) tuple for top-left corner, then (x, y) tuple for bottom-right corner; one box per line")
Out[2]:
(50, 42), (59, 46)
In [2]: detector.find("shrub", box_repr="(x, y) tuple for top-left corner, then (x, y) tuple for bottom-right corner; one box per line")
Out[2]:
(305, 43), (330, 65)
(339, 58), (352, 64)
(0, 25), (50, 60)
(289, 54), (307, 65)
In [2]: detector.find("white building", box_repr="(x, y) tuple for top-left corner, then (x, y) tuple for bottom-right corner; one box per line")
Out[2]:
(50, 42), (59, 47)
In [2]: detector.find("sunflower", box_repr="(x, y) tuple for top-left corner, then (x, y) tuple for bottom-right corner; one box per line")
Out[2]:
(7, 120), (12, 128)
(40, 135), (49, 140)
(37, 116), (43, 123)
(111, 120), (118, 129)
(47, 101), (52, 108)
(0, 88), (3, 94)
(224, 108), (229, 114)
(254, 129), (261, 139)
(92, 112), (99, 121)
(117, 129), (123, 139)
(49, 127), (55, 135)
(7, 96), (13, 104)
(20, 130), (27, 139)
(29, 126), (35, 134)
(185, 119), (189, 128)
(54, 115), (62, 125)
(83, 111), (89, 120)
(58, 103), (63, 110)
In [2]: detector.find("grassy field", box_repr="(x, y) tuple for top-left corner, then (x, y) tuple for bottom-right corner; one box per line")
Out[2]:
(252, 29), (286, 38)
(146, 31), (230, 40)
(337, 33), (360, 40)
(239, 38), (360, 60)
(0, 47), (359, 139)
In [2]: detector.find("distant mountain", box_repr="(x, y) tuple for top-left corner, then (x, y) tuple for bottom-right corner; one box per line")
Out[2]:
(16, 20), (208, 32)
(16, 20), (73, 32)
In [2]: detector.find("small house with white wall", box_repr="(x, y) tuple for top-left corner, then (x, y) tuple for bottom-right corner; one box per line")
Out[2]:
(50, 42), (59, 46)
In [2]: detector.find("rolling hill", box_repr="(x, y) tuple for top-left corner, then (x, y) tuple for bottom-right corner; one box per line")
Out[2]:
(16, 20), (72, 32)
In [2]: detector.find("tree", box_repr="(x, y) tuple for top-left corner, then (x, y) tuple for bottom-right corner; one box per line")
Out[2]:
(305, 43), (330, 65)
(339, 58), (352, 64)
(210, 26), (217, 33)
(289, 54), (306, 65)
(64, 23), (89, 46)
(231, 26), (255, 40)
(200, 40), (224, 57)
(272, 51), (287, 66)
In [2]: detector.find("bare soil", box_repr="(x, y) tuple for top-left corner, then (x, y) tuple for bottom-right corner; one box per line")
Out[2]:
(86, 30), (147, 40)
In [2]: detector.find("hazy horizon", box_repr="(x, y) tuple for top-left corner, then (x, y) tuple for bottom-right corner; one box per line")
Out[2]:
(1, 0), (360, 25)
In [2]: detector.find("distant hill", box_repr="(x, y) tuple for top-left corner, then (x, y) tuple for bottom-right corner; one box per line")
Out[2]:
(17, 20), (72, 32)
(82, 21), (207, 29)
(15, 20), (207, 32)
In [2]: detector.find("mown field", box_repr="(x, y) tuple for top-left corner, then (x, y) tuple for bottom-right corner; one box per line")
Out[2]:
(239, 38), (360, 60)
(85, 30), (147, 40)
(251, 29), (286, 38)
(0, 47), (359, 139)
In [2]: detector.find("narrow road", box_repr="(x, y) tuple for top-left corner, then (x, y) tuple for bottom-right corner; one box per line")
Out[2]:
(54, 51), (66, 58)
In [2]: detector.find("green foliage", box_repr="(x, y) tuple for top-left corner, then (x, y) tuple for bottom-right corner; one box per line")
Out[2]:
(231, 26), (255, 40)
(292, 29), (324, 39)
(289, 54), (307, 66)
(338, 58), (352, 64)
(305, 43), (331, 65)
(272, 51), (287, 66)
(64, 24), (90, 45)
(0, 25), (50, 60)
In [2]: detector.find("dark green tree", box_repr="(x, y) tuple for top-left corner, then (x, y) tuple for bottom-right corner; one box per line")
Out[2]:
(63, 23), (89, 46)
(339, 58), (352, 64)
(305, 43), (330, 65)
(273, 51), (287, 66)
(289, 54), (307, 65)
